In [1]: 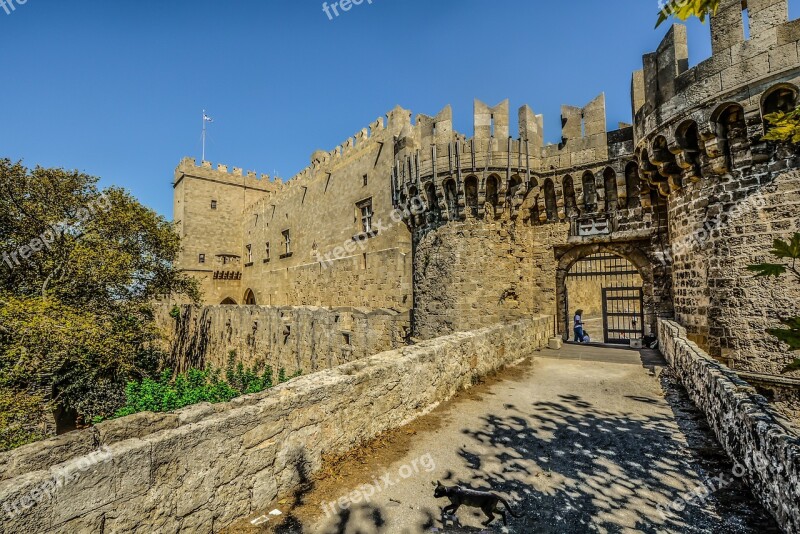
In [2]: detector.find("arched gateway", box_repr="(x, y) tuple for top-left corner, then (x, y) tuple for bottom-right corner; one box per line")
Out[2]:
(556, 243), (659, 344)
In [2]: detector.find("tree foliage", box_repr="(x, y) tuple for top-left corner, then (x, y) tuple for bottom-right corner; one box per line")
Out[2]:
(656, 0), (720, 27)
(762, 109), (800, 144)
(0, 388), (45, 452)
(0, 159), (199, 449)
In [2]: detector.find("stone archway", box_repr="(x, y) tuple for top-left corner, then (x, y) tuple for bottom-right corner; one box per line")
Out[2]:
(243, 289), (257, 305)
(555, 242), (659, 341)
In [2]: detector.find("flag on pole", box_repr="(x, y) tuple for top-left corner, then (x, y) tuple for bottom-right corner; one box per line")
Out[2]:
(203, 113), (214, 123)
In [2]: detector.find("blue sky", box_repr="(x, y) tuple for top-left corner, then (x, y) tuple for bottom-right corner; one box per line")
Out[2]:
(3, 0), (795, 217)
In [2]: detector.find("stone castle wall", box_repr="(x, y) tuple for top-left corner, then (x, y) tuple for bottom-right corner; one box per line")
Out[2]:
(412, 220), (564, 339)
(156, 304), (410, 374)
(658, 319), (800, 532)
(174, 111), (414, 310)
(173, 159), (273, 305)
(667, 168), (800, 373)
(0, 317), (553, 534)
(632, 0), (800, 373)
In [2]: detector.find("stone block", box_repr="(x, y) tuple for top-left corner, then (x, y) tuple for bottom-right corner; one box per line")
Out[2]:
(548, 337), (563, 350)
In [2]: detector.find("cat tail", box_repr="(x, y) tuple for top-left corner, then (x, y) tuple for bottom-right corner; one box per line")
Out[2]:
(499, 498), (524, 518)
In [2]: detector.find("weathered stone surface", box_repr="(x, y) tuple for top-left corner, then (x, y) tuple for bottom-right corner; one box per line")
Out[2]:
(156, 304), (411, 373)
(0, 317), (552, 533)
(0, 430), (97, 483)
(659, 319), (800, 533)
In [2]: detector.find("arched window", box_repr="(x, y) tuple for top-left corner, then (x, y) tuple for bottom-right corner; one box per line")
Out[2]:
(509, 175), (523, 197)
(543, 179), (557, 221)
(624, 161), (641, 209)
(221, 297), (238, 305)
(562, 175), (578, 217)
(424, 182), (440, 217)
(712, 103), (747, 172)
(244, 289), (256, 305)
(464, 176), (479, 216)
(444, 179), (458, 218)
(603, 168), (618, 212)
(485, 175), (500, 208)
(582, 171), (597, 212)
(762, 84), (798, 133)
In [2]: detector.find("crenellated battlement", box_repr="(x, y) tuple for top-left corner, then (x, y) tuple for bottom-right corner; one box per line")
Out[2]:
(632, 0), (800, 196)
(265, 107), (410, 199)
(394, 95), (621, 180)
(392, 97), (639, 227)
(174, 157), (273, 192)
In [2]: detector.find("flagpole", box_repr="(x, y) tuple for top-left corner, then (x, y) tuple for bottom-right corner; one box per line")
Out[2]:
(202, 109), (206, 162)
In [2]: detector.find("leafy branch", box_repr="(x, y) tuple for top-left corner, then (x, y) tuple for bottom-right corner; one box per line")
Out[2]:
(656, 0), (720, 27)
(762, 109), (800, 144)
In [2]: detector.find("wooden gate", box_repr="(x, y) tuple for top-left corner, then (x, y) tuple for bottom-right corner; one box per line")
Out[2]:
(601, 287), (644, 344)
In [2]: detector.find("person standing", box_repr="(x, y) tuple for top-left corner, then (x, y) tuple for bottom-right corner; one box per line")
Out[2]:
(574, 309), (584, 342)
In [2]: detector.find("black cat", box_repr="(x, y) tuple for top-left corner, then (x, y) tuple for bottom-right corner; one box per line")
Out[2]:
(433, 481), (524, 526)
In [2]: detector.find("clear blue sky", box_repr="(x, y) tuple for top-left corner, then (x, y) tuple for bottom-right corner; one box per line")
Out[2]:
(3, 0), (795, 218)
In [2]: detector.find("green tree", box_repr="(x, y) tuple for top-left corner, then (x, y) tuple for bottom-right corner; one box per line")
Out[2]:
(748, 233), (800, 372)
(0, 159), (199, 449)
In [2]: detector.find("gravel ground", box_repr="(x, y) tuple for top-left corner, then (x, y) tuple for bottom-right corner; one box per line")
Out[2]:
(223, 345), (780, 534)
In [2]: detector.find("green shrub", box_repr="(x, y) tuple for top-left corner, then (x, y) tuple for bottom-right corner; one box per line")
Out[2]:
(111, 353), (302, 418)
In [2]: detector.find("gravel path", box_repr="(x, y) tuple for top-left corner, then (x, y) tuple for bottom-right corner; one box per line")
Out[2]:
(225, 345), (780, 534)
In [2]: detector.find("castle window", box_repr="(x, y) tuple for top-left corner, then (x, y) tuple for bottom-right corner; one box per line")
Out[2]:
(363, 174), (368, 186)
(762, 85), (798, 133)
(210, 200), (217, 210)
(264, 242), (271, 263)
(245, 244), (253, 266)
(625, 162), (641, 209)
(281, 230), (292, 258)
(543, 179), (557, 221)
(357, 198), (373, 234)
(582, 171), (597, 212)
(199, 253), (205, 264)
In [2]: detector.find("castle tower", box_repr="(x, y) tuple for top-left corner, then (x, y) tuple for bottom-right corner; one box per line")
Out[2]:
(173, 158), (273, 304)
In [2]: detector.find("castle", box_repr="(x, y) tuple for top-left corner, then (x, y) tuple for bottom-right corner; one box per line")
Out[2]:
(6, 4), (800, 533)
(173, 0), (800, 377)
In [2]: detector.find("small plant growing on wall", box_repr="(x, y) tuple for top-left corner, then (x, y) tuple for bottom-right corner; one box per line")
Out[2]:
(748, 233), (800, 372)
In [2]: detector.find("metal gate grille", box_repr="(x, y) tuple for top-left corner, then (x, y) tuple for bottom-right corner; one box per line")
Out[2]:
(602, 287), (644, 344)
(565, 253), (643, 345)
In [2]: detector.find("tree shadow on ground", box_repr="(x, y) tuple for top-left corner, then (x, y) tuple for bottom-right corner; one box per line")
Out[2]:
(267, 451), (435, 534)
(445, 379), (781, 533)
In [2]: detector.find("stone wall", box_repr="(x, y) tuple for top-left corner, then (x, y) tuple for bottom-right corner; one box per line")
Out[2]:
(156, 304), (411, 374)
(667, 168), (800, 374)
(632, 0), (800, 374)
(0, 316), (553, 533)
(175, 108), (414, 310)
(658, 319), (800, 532)
(412, 220), (563, 339)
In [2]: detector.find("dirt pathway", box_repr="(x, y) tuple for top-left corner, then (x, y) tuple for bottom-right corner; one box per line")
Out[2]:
(223, 345), (779, 534)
